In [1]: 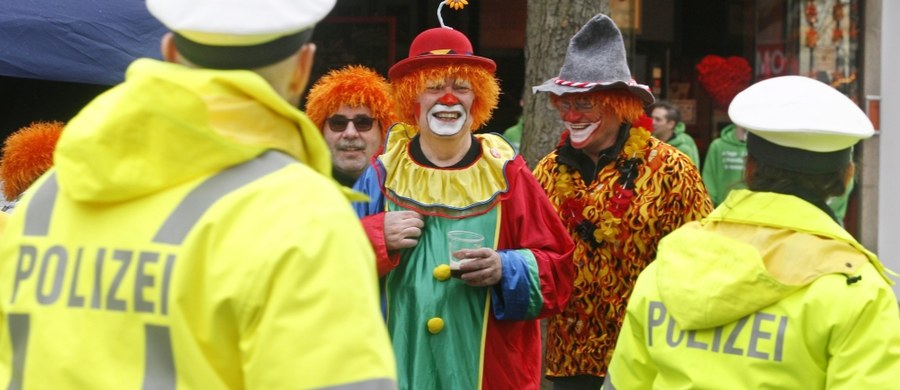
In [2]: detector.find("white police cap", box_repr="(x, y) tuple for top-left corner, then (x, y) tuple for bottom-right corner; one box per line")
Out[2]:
(728, 75), (873, 153)
(147, 0), (336, 69)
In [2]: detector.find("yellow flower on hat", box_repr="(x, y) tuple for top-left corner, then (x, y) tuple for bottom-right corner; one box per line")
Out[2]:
(445, 0), (468, 10)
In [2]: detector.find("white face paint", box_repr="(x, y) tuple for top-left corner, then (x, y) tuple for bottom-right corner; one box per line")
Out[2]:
(552, 94), (619, 152)
(426, 103), (468, 136)
(564, 120), (602, 147)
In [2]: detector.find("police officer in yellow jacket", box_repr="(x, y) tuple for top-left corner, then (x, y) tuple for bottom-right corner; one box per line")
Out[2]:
(0, 0), (397, 389)
(605, 76), (900, 389)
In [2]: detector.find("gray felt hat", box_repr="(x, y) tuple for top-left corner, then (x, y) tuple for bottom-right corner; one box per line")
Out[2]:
(533, 14), (654, 104)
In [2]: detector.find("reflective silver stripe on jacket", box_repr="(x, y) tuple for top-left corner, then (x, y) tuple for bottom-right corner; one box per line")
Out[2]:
(22, 150), (293, 240)
(602, 374), (617, 389)
(6, 314), (29, 390)
(143, 324), (175, 390)
(153, 150), (293, 244)
(22, 172), (58, 237)
(318, 378), (397, 390)
(13, 150), (294, 390)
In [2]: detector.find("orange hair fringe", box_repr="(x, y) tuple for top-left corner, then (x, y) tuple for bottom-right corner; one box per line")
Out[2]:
(0, 121), (64, 200)
(391, 64), (499, 133)
(305, 65), (397, 137)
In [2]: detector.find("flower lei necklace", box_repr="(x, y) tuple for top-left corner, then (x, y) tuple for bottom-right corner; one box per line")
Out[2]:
(556, 127), (651, 248)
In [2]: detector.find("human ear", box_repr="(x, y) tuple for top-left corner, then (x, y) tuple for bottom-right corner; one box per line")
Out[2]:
(289, 43), (316, 97)
(160, 32), (178, 63)
(743, 156), (757, 187)
(842, 162), (856, 189)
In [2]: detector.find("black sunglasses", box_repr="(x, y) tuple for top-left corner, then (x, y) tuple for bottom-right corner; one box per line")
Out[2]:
(327, 115), (376, 132)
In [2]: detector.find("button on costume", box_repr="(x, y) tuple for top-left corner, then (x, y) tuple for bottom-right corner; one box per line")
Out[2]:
(354, 18), (575, 389)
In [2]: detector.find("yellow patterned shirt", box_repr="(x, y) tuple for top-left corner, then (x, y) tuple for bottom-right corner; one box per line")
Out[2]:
(533, 126), (713, 378)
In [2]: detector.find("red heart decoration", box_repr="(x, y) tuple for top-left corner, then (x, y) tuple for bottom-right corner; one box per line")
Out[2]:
(696, 55), (752, 110)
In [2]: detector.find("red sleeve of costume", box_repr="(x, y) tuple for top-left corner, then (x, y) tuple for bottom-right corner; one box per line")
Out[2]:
(498, 157), (575, 317)
(360, 213), (400, 277)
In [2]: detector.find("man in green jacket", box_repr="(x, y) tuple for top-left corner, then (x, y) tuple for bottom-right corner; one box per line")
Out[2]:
(649, 100), (700, 166)
(604, 75), (900, 390)
(701, 123), (748, 205)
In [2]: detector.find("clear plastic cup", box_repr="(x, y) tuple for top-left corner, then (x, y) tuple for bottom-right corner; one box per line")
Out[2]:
(447, 230), (484, 278)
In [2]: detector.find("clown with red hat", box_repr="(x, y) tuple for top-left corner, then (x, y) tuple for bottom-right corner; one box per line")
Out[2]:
(352, 2), (575, 389)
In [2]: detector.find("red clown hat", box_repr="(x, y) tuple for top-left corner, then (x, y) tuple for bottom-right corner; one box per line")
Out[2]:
(388, 27), (496, 80)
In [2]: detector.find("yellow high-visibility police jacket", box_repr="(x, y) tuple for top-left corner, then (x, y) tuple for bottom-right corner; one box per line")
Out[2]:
(0, 59), (396, 389)
(605, 190), (900, 389)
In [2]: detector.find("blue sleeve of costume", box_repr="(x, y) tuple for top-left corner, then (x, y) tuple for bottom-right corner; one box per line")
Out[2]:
(352, 165), (385, 217)
(491, 249), (543, 321)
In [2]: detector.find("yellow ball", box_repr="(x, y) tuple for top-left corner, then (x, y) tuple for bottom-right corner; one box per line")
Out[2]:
(427, 317), (445, 334)
(433, 264), (451, 281)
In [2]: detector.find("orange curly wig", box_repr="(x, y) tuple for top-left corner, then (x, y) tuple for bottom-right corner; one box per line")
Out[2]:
(391, 64), (499, 134)
(1, 121), (63, 200)
(305, 65), (397, 138)
(549, 89), (645, 124)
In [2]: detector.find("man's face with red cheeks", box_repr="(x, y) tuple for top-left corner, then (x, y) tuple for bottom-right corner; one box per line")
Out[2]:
(415, 77), (475, 137)
(551, 92), (621, 152)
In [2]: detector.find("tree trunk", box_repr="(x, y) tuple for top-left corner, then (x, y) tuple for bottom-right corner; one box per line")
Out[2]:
(522, 1), (609, 168)
(524, 5), (610, 389)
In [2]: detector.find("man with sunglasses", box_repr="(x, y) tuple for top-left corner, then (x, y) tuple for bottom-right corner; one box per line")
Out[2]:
(307, 65), (426, 259)
(352, 11), (576, 388)
(306, 65), (398, 188)
(531, 14), (712, 389)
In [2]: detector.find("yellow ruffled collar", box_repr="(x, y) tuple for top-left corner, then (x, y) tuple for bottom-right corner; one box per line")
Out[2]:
(378, 124), (515, 217)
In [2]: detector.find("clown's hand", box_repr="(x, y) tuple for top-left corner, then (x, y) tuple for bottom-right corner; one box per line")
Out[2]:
(384, 210), (424, 250)
(457, 248), (502, 287)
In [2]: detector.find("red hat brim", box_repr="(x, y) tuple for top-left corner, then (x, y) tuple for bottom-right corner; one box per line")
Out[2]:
(388, 54), (496, 80)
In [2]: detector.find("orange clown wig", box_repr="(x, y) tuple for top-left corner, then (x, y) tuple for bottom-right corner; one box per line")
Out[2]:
(391, 64), (499, 133)
(0, 120), (63, 200)
(305, 65), (397, 137)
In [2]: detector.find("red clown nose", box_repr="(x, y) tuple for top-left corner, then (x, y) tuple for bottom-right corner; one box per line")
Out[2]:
(437, 92), (460, 106)
(562, 109), (582, 122)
